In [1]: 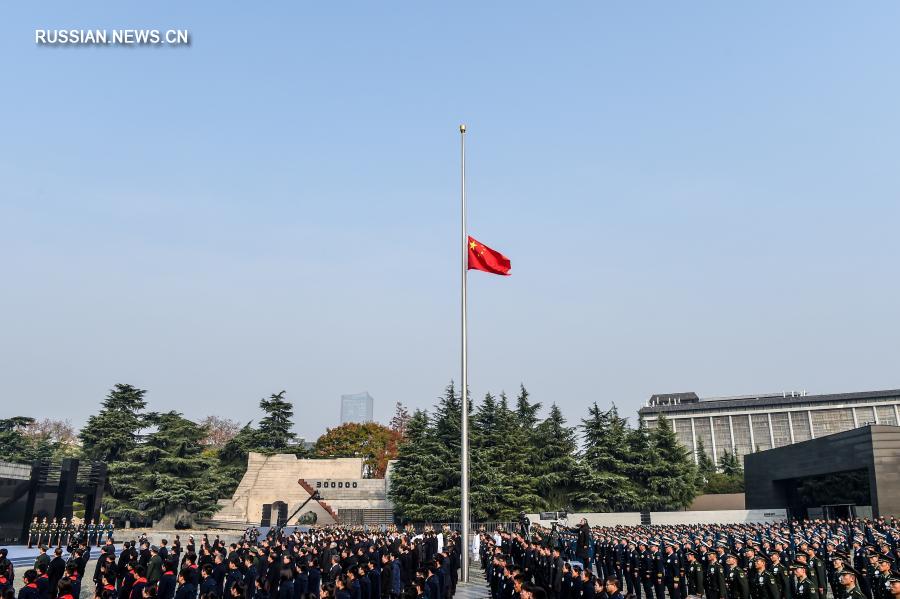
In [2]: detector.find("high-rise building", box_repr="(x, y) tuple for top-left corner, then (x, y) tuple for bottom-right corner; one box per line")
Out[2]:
(639, 389), (900, 464)
(341, 392), (374, 424)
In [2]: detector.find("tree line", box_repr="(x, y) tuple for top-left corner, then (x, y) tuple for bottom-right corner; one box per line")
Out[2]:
(0, 381), (744, 526)
(388, 382), (744, 522)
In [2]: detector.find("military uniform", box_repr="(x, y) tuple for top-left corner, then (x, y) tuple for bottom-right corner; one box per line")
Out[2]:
(791, 577), (814, 599)
(726, 565), (750, 599)
(686, 558), (705, 597)
(707, 558), (727, 599)
(749, 569), (779, 599)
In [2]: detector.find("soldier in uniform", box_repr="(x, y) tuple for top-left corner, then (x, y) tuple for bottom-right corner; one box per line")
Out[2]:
(706, 551), (727, 599)
(664, 543), (682, 599)
(648, 541), (666, 599)
(105, 520), (115, 546)
(768, 551), (790, 599)
(804, 548), (826, 599)
(87, 520), (96, 547)
(725, 554), (749, 599)
(748, 556), (778, 599)
(49, 519), (60, 549)
(58, 517), (69, 548)
(685, 551), (704, 598)
(790, 564), (814, 599)
(840, 569), (867, 599)
(831, 555), (849, 599)
(28, 517), (39, 548)
(39, 518), (49, 547)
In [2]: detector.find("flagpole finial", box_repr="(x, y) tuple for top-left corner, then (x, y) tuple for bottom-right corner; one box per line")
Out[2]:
(459, 124), (466, 134)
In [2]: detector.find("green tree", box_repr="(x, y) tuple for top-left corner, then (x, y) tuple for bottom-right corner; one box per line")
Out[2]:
(314, 422), (400, 478)
(0, 417), (46, 462)
(251, 391), (296, 451)
(622, 422), (658, 510)
(645, 415), (700, 509)
(577, 403), (639, 511)
(105, 411), (229, 524)
(387, 410), (448, 522)
(80, 384), (149, 463)
(532, 404), (580, 511)
(718, 449), (743, 476)
(695, 438), (716, 480)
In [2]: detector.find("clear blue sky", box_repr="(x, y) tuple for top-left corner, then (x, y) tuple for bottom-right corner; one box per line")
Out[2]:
(2, 2), (900, 440)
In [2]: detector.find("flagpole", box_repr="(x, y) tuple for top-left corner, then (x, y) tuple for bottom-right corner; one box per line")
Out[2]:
(459, 123), (470, 584)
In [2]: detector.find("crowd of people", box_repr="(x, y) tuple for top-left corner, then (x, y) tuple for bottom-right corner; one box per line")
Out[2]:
(478, 517), (900, 599)
(0, 518), (898, 599)
(0, 525), (461, 599)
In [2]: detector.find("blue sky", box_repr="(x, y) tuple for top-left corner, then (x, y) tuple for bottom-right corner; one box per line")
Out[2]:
(2, 2), (900, 439)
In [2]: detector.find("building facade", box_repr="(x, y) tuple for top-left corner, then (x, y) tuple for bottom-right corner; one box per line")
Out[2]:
(639, 389), (900, 464)
(213, 453), (394, 527)
(341, 392), (374, 424)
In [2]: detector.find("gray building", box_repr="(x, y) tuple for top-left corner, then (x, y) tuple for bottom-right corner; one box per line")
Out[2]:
(341, 392), (374, 424)
(744, 425), (900, 518)
(639, 388), (900, 464)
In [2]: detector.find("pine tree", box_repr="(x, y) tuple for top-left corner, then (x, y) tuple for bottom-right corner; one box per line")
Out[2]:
(622, 422), (657, 510)
(718, 449), (743, 476)
(80, 384), (148, 463)
(646, 414), (700, 510)
(532, 404), (580, 511)
(252, 391), (296, 452)
(695, 438), (716, 480)
(387, 410), (447, 522)
(431, 382), (463, 520)
(577, 403), (639, 511)
(471, 393), (504, 519)
(514, 385), (542, 429)
(106, 411), (229, 524)
(487, 393), (542, 518)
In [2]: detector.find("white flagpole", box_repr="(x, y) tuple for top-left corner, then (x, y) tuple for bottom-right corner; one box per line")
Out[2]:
(459, 123), (470, 583)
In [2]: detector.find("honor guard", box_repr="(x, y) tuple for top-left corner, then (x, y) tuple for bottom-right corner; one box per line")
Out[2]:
(685, 551), (705, 597)
(707, 551), (727, 599)
(768, 551), (790, 599)
(839, 569), (866, 599)
(792, 564), (814, 599)
(87, 520), (96, 546)
(725, 554), (750, 599)
(28, 517), (39, 548)
(749, 556), (779, 599)
(48, 518), (58, 548)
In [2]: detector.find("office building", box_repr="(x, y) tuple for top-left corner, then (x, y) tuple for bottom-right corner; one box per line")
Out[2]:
(639, 388), (900, 463)
(341, 392), (374, 424)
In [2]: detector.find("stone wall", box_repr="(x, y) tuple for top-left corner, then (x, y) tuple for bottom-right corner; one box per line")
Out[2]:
(214, 453), (392, 526)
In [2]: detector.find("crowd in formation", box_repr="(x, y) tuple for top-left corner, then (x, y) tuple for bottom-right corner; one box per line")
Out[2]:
(479, 518), (900, 599)
(0, 518), (899, 599)
(0, 525), (462, 599)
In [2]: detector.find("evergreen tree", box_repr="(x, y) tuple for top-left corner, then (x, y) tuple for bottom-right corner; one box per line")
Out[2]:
(577, 403), (639, 511)
(532, 404), (580, 511)
(431, 382), (463, 520)
(695, 438), (716, 480)
(487, 393), (542, 518)
(470, 393), (504, 519)
(514, 385), (542, 429)
(0, 417), (53, 463)
(387, 410), (447, 522)
(252, 391), (296, 451)
(718, 449), (743, 476)
(646, 415), (700, 510)
(105, 411), (229, 524)
(622, 422), (658, 510)
(80, 384), (148, 463)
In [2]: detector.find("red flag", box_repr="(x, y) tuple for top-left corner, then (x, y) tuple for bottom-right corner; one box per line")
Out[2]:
(468, 235), (511, 275)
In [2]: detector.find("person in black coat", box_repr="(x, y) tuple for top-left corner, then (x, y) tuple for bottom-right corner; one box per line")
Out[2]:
(175, 570), (196, 599)
(307, 561), (321, 599)
(200, 565), (219, 599)
(48, 549), (66, 599)
(158, 562), (178, 599)
(243, 557), (258, 599)
(278, 571), (294, 599)
(20, 570), (41, 599)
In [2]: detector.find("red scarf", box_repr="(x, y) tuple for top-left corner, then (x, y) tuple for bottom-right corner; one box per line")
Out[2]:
(26, 583), (38, 589)
(60, 594), (74, 599)
(104, 585), (116, 591)
(164, 571), (174, 576)
(135, 577), (147, 584)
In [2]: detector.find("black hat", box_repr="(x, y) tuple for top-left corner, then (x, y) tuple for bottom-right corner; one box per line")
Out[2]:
(792, 562), (808, 570)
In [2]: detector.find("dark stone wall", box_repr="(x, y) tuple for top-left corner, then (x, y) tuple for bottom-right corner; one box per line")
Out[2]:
(744, 425), (900, 518)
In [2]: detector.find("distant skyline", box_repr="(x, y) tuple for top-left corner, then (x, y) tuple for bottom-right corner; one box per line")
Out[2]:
(2, 2), (900, 439)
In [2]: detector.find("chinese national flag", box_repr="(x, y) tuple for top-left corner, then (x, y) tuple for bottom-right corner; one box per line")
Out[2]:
(468, 235), (511, 275)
